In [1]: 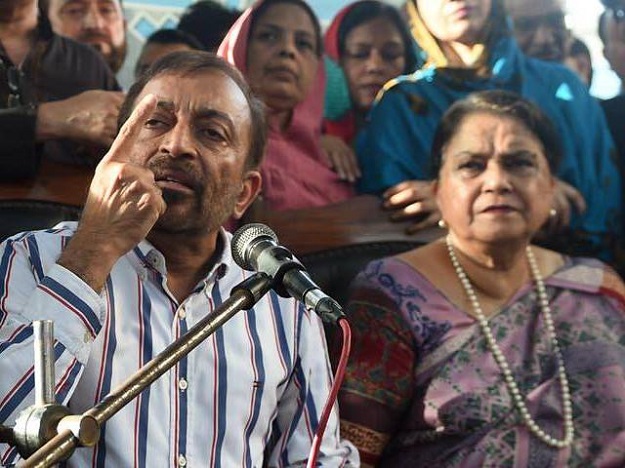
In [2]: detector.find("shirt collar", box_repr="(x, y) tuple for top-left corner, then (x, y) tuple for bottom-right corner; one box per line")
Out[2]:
(132, 228), (232, 283)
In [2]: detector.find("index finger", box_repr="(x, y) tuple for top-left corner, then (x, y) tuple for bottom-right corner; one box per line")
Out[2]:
(101, 93), (158, 165)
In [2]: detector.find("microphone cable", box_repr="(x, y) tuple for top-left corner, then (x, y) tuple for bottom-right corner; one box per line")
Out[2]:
(231, 223), (353, 465)
(306, 317), (352, 468)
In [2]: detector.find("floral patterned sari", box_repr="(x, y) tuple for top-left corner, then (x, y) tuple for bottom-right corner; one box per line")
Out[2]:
(340, 255), (625, 467)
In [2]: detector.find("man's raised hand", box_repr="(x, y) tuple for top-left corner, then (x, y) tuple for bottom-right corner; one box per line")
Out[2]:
(58, 94), (167, 292)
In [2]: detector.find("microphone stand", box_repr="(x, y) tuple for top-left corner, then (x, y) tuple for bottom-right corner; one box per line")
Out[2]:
(1, 273), (273, 468)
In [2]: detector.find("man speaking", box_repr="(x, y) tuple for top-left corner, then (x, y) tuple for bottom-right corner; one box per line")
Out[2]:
(0, 51), (357, 467)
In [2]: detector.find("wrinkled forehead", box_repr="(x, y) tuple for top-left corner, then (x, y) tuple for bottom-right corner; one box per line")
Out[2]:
(142, 70), (250, 118)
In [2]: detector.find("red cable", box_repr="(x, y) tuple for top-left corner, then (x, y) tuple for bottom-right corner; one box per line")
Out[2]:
(306, 317), (352, 468)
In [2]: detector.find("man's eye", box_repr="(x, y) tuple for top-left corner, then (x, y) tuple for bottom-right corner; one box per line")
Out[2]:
(145, 118), (165, 128)
(63, 7), (85, 17)
(202, 128), (226, 141)
(100, 6), (117, 16)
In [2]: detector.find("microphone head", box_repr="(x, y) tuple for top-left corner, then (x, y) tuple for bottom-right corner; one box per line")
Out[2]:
(231, 223), (279, 270)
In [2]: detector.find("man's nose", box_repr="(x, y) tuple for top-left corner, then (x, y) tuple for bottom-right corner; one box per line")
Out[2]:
(160, 124), (196, 158)
(83, 5), (106, 30)
(533, 24), (557, 46)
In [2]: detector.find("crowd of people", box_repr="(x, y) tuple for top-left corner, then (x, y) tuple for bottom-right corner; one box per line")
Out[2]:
(1, 0), (625, 466)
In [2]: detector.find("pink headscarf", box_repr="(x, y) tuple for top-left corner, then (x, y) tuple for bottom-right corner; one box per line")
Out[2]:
(218, 0), (355, 211)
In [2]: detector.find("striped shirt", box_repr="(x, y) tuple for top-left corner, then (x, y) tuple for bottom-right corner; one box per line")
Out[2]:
(0, 223), (358, 467)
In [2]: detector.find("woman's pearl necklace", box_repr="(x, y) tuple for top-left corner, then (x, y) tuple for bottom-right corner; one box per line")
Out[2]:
(445, 236), (574, 449)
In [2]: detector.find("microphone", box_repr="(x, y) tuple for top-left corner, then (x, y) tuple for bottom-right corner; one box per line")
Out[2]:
(231, 223), (345, 324)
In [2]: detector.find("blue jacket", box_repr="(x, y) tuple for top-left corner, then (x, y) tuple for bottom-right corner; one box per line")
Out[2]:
(356, 36), (623, 263)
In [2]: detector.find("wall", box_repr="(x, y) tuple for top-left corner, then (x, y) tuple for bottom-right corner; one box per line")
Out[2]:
(118, 0), (402, 88)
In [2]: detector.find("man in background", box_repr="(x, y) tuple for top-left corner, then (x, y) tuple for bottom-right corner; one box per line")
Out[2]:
(505, 0), (568, 62)
(599, 0), (625, 91)
(45, 0), (127, 74)
(0, 0), (122, 177)
(177, 0), (240, 52)
(564, 37), (593, 87)
(134, 28), (202, 80)
(599, 0), (625, 165)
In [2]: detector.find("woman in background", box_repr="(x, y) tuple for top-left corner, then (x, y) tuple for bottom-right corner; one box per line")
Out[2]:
(339, 90), (625, 467)
(354, 0), (623, 270)
(321, 0), (417, 179)
(218, 0), (355, 212)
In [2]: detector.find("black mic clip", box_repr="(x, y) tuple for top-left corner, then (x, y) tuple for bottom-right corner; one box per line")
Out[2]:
(250, 242), (304, 298)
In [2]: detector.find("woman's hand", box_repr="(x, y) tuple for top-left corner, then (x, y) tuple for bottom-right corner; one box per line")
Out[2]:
(383, 180), (440, 233)
(320, 134), (361, 182)
(542, 178), (587, 234)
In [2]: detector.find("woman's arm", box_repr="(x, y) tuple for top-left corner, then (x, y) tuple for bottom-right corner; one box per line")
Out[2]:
(338, 295), (416, 467)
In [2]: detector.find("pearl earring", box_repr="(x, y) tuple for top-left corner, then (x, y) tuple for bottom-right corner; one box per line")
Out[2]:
(438, 219), (447, 229)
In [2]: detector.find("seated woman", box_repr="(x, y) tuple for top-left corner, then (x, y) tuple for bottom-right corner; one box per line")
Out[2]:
(339, 90), (625, 466)
(321, 0), (417, 180)
(355, 0), (623, 268)
(218, 0), (355, 212)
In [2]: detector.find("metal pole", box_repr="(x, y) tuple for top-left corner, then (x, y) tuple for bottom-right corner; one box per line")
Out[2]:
(33, 321), (55, 406)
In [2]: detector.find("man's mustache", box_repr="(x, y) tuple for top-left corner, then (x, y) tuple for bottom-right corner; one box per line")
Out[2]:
(529, 45), (563, 61)
(79, 32), (112, 47)
(149, 158), (204, 194)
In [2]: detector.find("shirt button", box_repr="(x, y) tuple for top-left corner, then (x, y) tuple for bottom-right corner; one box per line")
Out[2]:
(179, 307), (186, 320)
(178, 378), (188, 391)
(178, 454), (187, 467)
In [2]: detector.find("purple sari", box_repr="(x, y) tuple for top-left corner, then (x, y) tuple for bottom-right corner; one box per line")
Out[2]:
(340, 255), (625, 467)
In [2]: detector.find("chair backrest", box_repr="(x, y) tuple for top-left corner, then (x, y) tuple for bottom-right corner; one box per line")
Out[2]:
(0, 200), (82, 242)
(299, 240), (422, 306)
(246, 195), (442, 306)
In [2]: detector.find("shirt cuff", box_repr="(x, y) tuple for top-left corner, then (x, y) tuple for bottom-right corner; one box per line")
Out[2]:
(20, 263), (105, 364)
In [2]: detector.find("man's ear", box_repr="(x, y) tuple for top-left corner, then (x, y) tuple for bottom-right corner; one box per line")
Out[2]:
(232, 170), (262, 220)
